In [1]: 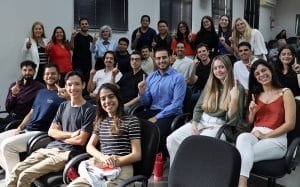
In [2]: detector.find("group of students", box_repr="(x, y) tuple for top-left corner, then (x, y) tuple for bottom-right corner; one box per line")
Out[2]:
(1, 14), (299, 187)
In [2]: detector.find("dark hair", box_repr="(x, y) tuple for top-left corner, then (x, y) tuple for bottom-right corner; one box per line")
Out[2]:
(118, 37), (129, 45)
(238, 41), (252, 49)
(141, 15), (150, 22)
(20, 60), (37, 70)
(157, 20), (168, 26)
(79, 17), (89, 24)
(154, 47), (170, 57)
(196, 43), (209, 51)
(176, 21), (191, 43)
(218, 15), (232, 43)
(197, 16), (217, 36)
(276, 45), (296, 75)
(103, 51), (116, 62)
(95, 83), (125, 134)
(51, 26), (67, 44)
(64, 71), (84, 83)
(141, 45), (150, 51)
(248, 59), (282, 104)
(131, 51), (141, 58)
(44, 63), (60, 74)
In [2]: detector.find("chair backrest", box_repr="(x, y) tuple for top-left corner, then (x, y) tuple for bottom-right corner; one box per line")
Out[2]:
(287, 99), (300, 145)
(169, 135), (241, 187)
(182, 87), (193, 114)
(132, 119), (160, 178)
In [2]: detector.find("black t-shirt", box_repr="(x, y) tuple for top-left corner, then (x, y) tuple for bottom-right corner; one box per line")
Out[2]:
(115, 51), (131, 74)
(72, 32), (93, 70)
(117, 69), (146, 103)
(195, 61), (212, 91)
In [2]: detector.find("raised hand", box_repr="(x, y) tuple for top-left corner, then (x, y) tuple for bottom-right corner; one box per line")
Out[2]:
(136, 29), (141, 39)
(188, 33), (193, 42)
(26, 37), (32, 49)
(230, 80), (239, 101)
(138, 74), (146, 95)
(11, 80), (20, 97)
(55, 84), (68, 99)
(249, 94), (258, 114)
(71, 29), (77, 38)
(151, 38), (157, 48)
(219, 33), (225, 44)
(170, 50), (177, 63)
(193, 57), (200, 65)
(90, 68), (96, 77)
(93, 32), (98, 44)
(111, 63), (119, 77)
(46, 42), (53, 52)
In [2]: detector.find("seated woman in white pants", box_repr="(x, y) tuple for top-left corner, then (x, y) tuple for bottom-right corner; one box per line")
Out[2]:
(236, 59), (296, 187)
(167, 55), (245, 166)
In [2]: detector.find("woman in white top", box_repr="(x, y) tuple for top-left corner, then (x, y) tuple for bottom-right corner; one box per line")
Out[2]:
(22, 21), (49, 82)
(231, 17), (267, 60)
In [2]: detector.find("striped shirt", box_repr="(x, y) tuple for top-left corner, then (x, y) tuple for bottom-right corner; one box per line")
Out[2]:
(37, 45), (48, 64)
(94, 115), (141, 156)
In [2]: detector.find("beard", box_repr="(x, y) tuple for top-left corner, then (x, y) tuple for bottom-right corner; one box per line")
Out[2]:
(23, 75), (34, 81)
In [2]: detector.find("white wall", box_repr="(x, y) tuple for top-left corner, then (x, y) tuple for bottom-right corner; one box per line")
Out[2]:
(272, 0), (300, 38)
(259, 6), (273, 41)
(0, 0), (73, 110)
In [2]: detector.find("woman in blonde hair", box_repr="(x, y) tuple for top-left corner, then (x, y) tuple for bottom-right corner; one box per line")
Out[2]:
(167, 55), (245, 166)
(231, 17), (267, 60)
(68, 83), (141, 187)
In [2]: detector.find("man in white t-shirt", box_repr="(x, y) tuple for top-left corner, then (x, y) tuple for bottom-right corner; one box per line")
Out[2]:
(172, 42), (194, 84)
(233, 42), (258, 91)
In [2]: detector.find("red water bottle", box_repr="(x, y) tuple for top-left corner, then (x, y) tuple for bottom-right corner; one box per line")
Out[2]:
(153, 152), (163, 181)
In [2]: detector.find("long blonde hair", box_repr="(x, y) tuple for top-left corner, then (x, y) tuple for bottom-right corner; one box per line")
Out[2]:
(202, 55), (234, 112)
(231, 17), (252, 45)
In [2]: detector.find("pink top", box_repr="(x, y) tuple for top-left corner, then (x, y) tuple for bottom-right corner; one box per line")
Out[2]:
(254, 96), (285, 130)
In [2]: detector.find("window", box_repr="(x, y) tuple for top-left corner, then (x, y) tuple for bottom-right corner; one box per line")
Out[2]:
(212, 0), (232, 32)
(160, 0), (192, 33)
(74, 0), (128, 31)
(244, 0), (260, 29)
(296, 14), (300, 35)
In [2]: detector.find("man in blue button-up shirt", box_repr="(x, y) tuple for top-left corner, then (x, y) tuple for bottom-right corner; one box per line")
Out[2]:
(137, 48), (186, 157)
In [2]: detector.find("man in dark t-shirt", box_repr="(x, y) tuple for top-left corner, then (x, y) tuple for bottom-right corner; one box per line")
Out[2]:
(7, 71), (95, 187)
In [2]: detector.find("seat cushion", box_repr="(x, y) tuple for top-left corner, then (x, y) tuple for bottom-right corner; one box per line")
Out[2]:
(252, 158), (287, 178)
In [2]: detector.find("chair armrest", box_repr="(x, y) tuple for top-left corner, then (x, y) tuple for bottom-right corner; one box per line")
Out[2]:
(27, 133), (53, 155)
(130, 104), (145, 115)
(170, 113), (192, 132)
(116, 174), (148, 187)
(63, 153), (90, 184)
(285, 137), (300, 172)
(5, 119), (22, 131)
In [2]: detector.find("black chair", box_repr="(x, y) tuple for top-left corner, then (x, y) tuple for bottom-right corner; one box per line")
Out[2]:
(250, 99), (300, 187)
(62, 119), (160, 187)
(168, 135), (241, 187)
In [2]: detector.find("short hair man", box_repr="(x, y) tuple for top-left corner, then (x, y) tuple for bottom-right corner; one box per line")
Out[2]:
(140, 45), (155, 74)
(0, 64), (66, 181)
(233, 42), (258, 90)
(136, 48), (186, 157)
(115, 37), (131, 74)
(2, 60), (44, 132)
(111, 51), (146, 112)
(7, 71), (95, 187)
(131, 15), (156, 52)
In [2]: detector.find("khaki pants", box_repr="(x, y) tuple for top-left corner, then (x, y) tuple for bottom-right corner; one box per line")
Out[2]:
(68, 165), (133, 187)
(7, 148), (70, 187)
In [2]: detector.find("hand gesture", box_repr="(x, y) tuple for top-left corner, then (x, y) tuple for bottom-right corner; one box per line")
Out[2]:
(170, 51), (177, 63)
(171, 29), (177, 39)
(26, 37), (32, 49)
(219, 33), (225, 44)
(249, 94), (258, 115)
(151, 39), (157, 48)
(138, 74), (146, 95)
(246, 57), (252, 70)
(90, 68), (96, 76)
(191, 121), (200, 135)
(188, 33), (193, 42)
(93, 33), (98, 44)
(136, 29), (141, 39)
(292, 58), (300, 73)
(11, 80), (20, 97)
(193, 57), (200, 65)
(111, 63), (119, 77)
(230, 80), (239, 101)
(71, 29), (77, 38)
(55, 84), (68, 99)
(46, 42), (53, 52)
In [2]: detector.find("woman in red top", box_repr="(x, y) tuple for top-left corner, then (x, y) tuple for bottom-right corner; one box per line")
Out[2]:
(171, 21), (195, 58)
(236, 59), (296, 187)
(47, 26), (72, 86)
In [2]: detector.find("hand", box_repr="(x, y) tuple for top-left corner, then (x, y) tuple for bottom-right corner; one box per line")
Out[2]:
(46, 42), (53, 52)
(15, 127), (22, 135)
(111, 63), (119, 77)
(148, 117), (157, 123)
(93, 33), (98, 44)
(292, 58), (300, 73)
(219, 33), (225, 44)
(55, 84), (68, 98)
(138, 74), (146, 95)
(151, 39), (157, 48)
(26, 37), (32, 49)
(252, 130), (267, 140)
(100, 155), (117, 168)
(171, 30), (177, 39)
(71, 130), (80, 138)
(11, 80), (20, 97)
(52, 122), (62, 130)
(90, 69), (96, 76)
(136, 30), (141, 39)
(193, 57), (200, 65)
(71, 29), (77, 38)
(191, 122), (199, 135)
(170, 51), (177, 63)
(188, 33), (193, 42)
(230, 80), (239, 101)
(249, 94), (258, 115)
